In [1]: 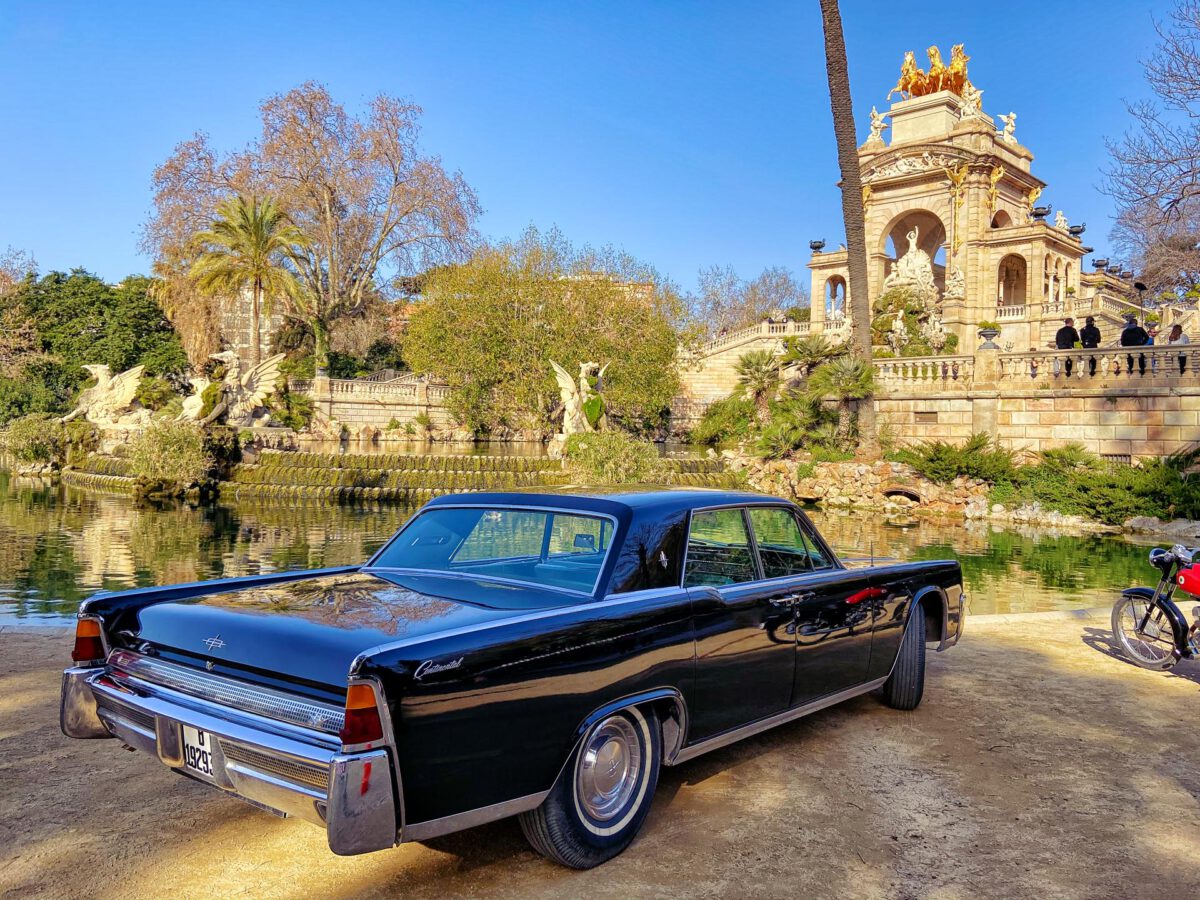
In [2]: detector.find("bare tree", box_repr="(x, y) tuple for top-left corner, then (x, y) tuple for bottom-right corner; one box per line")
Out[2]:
(818, 0), (877, 456)
(1108, 2), (1200, 297)
(691, 265), (807, 337)
(144, 82), (481, 369)
(0, 246), (36, 297)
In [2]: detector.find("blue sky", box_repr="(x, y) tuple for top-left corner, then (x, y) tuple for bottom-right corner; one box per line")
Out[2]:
(0, 0), (1171, 294)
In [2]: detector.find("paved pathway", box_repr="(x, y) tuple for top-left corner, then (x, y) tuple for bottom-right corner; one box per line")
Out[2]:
(2, 619), (1198, 899)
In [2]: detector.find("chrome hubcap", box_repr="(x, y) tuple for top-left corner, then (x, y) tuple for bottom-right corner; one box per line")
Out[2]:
(576, 715), (642, 822)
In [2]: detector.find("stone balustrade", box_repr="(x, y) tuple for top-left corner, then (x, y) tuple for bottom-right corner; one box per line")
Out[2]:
(997, 346), (1200, 383)
(996, 304), (1026, 320)
(697, 318), (848, 354)
(873, 355), (975, 390)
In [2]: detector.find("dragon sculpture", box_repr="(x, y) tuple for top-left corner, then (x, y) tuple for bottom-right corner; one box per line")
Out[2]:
(187, 351), (285, 427)
(60, 364), (146, 426)
(550, 361), (609, 436)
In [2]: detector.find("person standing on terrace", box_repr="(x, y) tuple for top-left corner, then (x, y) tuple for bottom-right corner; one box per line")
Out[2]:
(1080, 316), (1101, 376)
(1168, 323), (1191, 375)
(1121, 315), (1150, 376)
(1055, 318), (1080, 376)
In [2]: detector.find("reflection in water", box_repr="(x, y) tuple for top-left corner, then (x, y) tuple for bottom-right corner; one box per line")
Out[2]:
(809, 509), (1153, 615)
(0, 472), (1158, 623)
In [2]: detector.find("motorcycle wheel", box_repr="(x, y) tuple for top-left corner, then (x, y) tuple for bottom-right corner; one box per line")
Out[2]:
(1111, 595), (1178, 670)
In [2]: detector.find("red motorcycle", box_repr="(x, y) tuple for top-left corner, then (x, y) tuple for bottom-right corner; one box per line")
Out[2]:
(1112, 545), (1200, 669)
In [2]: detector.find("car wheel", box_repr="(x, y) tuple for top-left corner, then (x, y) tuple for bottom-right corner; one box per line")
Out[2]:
(880, 601), (926, 710)
(519, 706), (660, 869)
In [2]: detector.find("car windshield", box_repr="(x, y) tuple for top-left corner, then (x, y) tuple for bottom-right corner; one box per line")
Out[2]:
(368, 506), (616, 595)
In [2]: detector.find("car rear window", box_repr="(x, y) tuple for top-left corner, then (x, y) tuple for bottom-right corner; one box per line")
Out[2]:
(368, 506), (615, 595)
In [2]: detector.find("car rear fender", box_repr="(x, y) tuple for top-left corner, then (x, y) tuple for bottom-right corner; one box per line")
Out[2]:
(567, 688), (689, 768)
(912, 584), (948, 646)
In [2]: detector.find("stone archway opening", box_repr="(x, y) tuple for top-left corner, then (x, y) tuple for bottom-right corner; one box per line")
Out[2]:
(825, 275), (847, 320)
(998, 253), (1027, 308)
(991, 210), (1013, 228)
(880, 209), (948, 298)
(882, 485), (924, 504)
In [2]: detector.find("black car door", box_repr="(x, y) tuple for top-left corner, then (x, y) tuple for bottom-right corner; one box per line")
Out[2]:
(745, 507), (874, 708)
(684, 507), (797, 740)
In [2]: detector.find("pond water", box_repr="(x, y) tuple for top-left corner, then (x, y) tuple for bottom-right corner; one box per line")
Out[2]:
(0, 471), (1162, 625)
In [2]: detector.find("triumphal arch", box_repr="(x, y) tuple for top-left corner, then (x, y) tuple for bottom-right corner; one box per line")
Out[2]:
(808, 45), (1136, 351)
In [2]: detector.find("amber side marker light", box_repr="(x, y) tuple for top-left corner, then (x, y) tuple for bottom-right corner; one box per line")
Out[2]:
(340, 683), (384, 746)
(71, 618), (105, 663)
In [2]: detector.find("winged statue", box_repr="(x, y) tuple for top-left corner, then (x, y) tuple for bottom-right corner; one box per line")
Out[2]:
(550, 360), (609, 436)
(60, 364), (146, 426)
(199, 351), (285, 427)
(178, 375), (212, 422)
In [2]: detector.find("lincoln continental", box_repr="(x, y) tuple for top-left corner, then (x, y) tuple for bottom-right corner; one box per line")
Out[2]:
(61, 489), (964, 868)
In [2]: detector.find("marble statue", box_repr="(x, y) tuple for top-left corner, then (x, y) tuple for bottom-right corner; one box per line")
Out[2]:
(198, 351), (285, 427)
(999, 112), (1018, 144)
(551, 361), (609, 436)
(883, 226), (939, 303)
(60, 364), (146, 426)
(1054, 210), (1069, 230)
(921, 306), (949, 353)
(961, 81), (985, 118)
(866, 106), (888, 145)
(178, 375), (211, 422)
(887, 308), (909, 354)
(944, 268), (966, 300)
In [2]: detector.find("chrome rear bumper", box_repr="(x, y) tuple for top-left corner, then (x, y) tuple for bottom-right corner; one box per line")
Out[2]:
(60, 665), (399, 856)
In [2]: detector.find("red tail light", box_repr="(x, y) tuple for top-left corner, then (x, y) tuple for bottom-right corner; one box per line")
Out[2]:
(340, 682), (384, 746)
(71, 617), (106, 664)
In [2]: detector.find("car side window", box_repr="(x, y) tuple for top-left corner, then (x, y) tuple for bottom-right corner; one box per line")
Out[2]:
(748, 507), (829, 577)
(683, 508), (757, 587)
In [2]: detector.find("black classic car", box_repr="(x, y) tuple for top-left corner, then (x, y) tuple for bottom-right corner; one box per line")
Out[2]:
(61, 489), (964, 868)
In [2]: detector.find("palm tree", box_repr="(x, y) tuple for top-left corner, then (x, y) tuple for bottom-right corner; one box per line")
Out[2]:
(780, 334), (846, 380)
(819, 0), (878, 456)
(735, 349), (781, 424)
(189, 195), (309, 365)
(805, 355), (875, 447)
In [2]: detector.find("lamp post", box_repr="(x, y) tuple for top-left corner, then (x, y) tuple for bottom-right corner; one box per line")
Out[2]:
(1135, 281), (1148, 324)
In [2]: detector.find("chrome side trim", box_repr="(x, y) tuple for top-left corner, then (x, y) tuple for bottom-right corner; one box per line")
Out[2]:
(401, 791), (549, 843)
(667, 676), (888, 766)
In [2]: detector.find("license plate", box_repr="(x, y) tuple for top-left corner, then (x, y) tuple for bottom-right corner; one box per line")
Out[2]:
(181, 725), (215, 778)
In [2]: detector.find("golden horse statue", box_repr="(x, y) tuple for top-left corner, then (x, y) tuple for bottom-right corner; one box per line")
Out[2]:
(947, 44), (970, 95)
(925, 45), (949, 93)
(887, 50), (926, 100)
(887, 44), (973, 100)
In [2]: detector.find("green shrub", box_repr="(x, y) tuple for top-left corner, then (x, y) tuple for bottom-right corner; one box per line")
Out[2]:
(691, 395), (755, 446)
(563, 431), (662, 484)
(128, 420), (214, 489)
(1038, 443), (1101, 474)
(1, 414), (68, 464)
(894, 433), (1017, 484)
(414, 412), (432, 429)
(266, 389), (313, 431)
(135, 376), (178, 411)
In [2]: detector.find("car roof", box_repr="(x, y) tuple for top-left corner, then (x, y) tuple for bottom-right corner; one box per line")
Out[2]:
(421, 486), (792, 518)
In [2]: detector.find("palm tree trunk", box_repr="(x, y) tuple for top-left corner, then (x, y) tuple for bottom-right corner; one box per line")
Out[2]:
(838, 400), (852, 447)
(250, 280), (263, 366)
(819, 0), (878, 458)
(312, 316), (331, 375)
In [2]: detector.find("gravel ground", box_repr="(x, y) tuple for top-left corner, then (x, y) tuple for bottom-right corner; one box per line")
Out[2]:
(2, 617), (1198, 900)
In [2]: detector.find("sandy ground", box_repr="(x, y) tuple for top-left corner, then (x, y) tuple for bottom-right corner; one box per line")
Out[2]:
(2, 617), (1199, 900)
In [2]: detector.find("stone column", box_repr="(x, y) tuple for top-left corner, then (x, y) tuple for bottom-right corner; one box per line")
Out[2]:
(312, 372), (333, 420)
(971, 341), (1001, 442)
